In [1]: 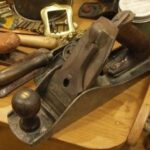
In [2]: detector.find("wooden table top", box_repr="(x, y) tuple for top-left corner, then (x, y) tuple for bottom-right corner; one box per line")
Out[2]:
(0, 0), (149, 149)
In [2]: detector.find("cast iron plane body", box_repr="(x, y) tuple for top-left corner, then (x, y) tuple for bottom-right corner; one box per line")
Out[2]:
(7, 11), (150, 145)
(8, 14), (118, 144)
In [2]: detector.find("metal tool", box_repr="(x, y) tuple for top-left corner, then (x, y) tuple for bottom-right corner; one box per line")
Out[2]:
(0, 68), (44, 97)
(0, 12), (135, 84)
(0, 43), (67, 86)
(0, 59), (11, 66)
(2, 0), (73, 33)
(0, 0), (75, 35)
(7, 11), (135, 145)
(13, 18), (44, 34)
(0, 0), (44, 33)
(78, 0), (119, 19)
(0, 50), (28, 65)
(0, 0), (13, 18)
(41, 4), (76, 38)
(97, 51), (150, 87)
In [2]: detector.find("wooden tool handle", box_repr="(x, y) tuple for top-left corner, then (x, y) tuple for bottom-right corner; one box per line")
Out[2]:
(127, 83), (150, 145)
(0, 53), (50, 86)
(18, 34), (58, 49)
(0, 32), (20, 54)
(117, 23), (150, 61)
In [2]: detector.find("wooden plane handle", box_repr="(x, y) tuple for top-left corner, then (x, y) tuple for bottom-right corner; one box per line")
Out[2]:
(117, 23), (150, 61)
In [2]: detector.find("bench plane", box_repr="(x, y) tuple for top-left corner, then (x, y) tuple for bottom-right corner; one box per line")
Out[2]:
(6, 11), (150, 145)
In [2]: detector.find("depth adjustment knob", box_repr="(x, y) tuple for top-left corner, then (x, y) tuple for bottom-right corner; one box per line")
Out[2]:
(12, 88), (41, 132)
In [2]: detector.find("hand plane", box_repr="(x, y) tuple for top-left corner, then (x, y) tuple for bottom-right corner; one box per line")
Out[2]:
(8, 12), (136, 145)
(7, 11), (137, 145)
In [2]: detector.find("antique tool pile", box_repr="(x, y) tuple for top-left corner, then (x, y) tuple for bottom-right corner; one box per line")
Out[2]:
(0, 0), (76, 96)
(0, 0), (149, 146)
(0, 0), (73, 34)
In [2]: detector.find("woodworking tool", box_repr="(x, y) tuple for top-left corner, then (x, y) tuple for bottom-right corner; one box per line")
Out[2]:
(0, 68), (44, 97)
(119, 0), (150, 37)
(0, 32), (20, 54)
(13, 0), (72, 20)
(18, 34), (58, 49)
(41, 4), (76, 38)
(7, 11), (136, 145)
(0, 0), (13, 18)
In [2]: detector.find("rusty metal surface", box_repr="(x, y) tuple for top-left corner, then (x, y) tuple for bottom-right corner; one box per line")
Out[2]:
(2, 0), (72, 33)
(0, 68), (45, 97)
(7, 12), (138, 145)
(41, 4), (76, 38)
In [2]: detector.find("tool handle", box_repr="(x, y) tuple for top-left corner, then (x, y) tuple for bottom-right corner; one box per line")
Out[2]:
(0, 32), (20, 54)
(55, 17), (118, 96)
(18, 34), (58, 49)
(0, 53), (50, 86)
(117, 23), (150, 60)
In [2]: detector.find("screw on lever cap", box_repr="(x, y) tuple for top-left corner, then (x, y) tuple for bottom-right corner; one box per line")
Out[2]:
(12, 88), (41, 132)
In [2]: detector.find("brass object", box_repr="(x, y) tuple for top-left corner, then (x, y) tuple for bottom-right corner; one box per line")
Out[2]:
(41, 4), (76, 37)
(13, 0), (72, 20)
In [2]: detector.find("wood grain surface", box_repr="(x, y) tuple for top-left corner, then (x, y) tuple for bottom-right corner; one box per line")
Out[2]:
(0, 0), (149, 150)
(127, 82), (150, 146)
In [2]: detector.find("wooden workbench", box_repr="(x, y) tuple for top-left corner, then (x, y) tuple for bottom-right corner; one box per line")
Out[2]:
(0, 1), (148, 150)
